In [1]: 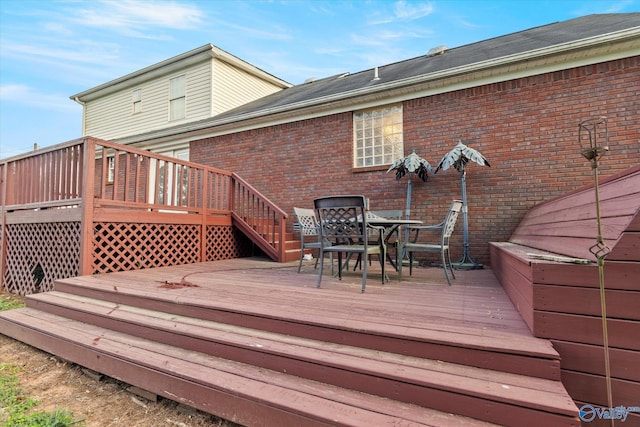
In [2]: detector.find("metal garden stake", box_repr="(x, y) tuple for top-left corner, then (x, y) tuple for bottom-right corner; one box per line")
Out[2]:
(578, 116), (613, 424)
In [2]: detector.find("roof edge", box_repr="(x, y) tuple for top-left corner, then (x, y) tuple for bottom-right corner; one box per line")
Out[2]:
(70, 44), (290, 102)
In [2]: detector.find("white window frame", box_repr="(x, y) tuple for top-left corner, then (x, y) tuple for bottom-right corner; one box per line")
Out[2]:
(353, 104), (403, 168)
(132, 88), (142, 114)
(169, 75), (186, 121)
(107, 156), (115, 183)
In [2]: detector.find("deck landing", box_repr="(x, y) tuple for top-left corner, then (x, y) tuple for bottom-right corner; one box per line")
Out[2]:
(0, 257), (580, 426)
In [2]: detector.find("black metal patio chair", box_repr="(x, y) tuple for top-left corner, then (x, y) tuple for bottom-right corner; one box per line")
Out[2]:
(314, 195), (385, 293)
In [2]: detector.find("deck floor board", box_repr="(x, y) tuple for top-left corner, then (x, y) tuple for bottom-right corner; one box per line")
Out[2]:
(56, 259), (549, 352)
(1, 257), (580, 426)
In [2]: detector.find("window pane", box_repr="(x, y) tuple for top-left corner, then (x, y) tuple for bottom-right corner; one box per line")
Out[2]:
(353, 104), (403, 168)
(170, 97), (185, 120)
(169, 75), (186, 120)
(170, 76), (185, 99)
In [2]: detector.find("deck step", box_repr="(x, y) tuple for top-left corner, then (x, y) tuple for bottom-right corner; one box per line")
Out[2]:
(0, 260), (581, 426)
(52, 275), (562, 381)
(283, 247), (302, 262)
(0, 308), (496, 427)
(3, 290), (580, 426)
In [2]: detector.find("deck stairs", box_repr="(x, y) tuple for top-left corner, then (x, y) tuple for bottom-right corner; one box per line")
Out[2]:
(235, 217), (302, 263)
(0, 267), (580, 426)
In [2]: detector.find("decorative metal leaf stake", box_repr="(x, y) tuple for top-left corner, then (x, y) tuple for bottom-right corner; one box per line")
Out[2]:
(435, 140), (490, 270)
(387, 150), (433, 220)
(578, 117), (613, 424)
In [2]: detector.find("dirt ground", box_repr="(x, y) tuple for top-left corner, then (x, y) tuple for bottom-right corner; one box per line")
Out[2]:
(0, 294), (240, 427)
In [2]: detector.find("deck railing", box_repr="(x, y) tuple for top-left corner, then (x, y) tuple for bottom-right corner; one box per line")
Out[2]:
(0, 137), (288, 294)
(1, 141), (84, 209)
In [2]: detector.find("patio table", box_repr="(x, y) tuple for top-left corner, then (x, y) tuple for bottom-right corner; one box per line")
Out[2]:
(325, 214), (422, 281)
(366, 217), (422, 278)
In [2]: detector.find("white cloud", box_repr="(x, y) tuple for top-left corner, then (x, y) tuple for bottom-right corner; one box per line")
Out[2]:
(69, 0), (204, 34)
(220, 21), (293, 41)
(393, 0), (435, 20)
(369, 0), (435, 24)
(571, 0), (636, 15)
(2, 40), (120, 65)
(604, 0), (636, 13)
(0, 84), (79, 112)
(42, 22), (75, 36)
(0, 84), (30, 99)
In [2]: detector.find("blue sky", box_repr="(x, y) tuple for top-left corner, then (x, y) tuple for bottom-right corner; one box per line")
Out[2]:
(1, 0), (638, 159)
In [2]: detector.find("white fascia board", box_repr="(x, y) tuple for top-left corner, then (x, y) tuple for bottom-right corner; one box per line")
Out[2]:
(70, 44), (290, 102)
(210, 45), (291, 88)
(71, 46), (215, 102)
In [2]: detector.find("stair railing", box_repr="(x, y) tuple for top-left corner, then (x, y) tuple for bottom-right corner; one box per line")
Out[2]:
(230, 173), (288, 262)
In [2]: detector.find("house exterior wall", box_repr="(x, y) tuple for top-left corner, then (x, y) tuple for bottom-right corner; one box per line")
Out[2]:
(212, 59), (284, 116)
(82, 58), (285, 142)
(190, 56), (640, 266)
(83, 60), (213, 141)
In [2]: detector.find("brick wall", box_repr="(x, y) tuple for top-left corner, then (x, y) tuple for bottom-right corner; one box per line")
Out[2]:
(191, 57), (640, 266)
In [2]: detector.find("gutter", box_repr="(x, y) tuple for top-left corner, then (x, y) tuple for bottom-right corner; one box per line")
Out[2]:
(72, 97), (87, 136)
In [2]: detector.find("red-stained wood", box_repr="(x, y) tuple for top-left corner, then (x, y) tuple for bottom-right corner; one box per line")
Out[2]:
(533, 311), (640, 350)
(532, 260), (640, 290)
(510, 167), (640, 260)
(608, 231), (640, 261)
(551, 340), (640, 382)
(0, 258), (581, 427)
(533, 284), (640, 320)
(489, 165), (640, 422)
(3, 311), (447, 427)
(489, 243), (535, 330)
(572, 408), (640, 427)
(628, 212), (640, 231)
(561, 370), (640, 408)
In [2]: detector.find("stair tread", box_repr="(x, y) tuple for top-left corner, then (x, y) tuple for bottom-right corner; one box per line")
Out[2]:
(26, 291), (576, 416)
(0, 307), (497, 427)
(56, 274), (559, 359)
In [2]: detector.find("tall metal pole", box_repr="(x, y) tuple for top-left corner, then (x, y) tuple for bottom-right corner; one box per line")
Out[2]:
(579, 117), (613, 425)
(452, 168), (483, 269)
(402, 174), (413, 262)
(404, 173), (413, 220)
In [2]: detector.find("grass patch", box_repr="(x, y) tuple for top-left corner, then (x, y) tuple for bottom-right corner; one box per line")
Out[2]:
(0, 293), (24, 311)
(0, 292), (84, 426)
(0, 362), (85, 426)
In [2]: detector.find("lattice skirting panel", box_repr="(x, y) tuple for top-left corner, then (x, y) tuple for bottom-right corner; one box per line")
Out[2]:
(2, 222), (81, 295)
(93, 222), (202, 274)
(205, 225), (253, 260)
(2, 222), (255, 293)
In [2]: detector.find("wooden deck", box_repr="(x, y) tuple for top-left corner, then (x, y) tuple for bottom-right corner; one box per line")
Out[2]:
(0, 257), (580, 426)
(490, 164), (640, 424)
